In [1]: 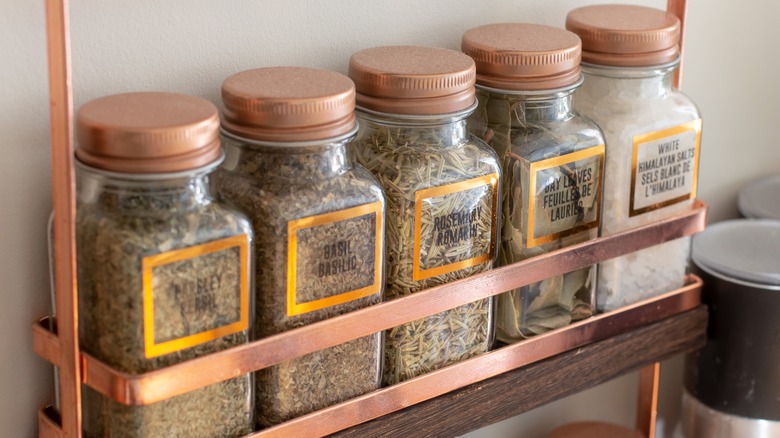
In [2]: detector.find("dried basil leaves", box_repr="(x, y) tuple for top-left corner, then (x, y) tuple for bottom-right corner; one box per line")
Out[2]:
(215, 137), (384, 426)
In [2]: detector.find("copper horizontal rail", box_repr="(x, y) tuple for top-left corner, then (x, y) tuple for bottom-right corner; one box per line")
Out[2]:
(31, 200), (706, 406)
(33, 317), (60, 368)
(250, 276), (702, 437)
(38, 405), (63, 438)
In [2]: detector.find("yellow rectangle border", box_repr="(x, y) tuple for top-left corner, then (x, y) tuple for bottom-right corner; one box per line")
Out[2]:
(527, 145), (605, 249)
(142, 233), (250, 359)
(630, 119), (702, 217)
(413, 173), (499, 281)
(287, 202), (384, 317)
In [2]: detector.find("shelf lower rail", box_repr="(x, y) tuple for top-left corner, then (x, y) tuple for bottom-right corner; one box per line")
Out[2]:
(34, 201), (706, 436)
(38, 277), (703, 438)
(33, 200), (706, 408)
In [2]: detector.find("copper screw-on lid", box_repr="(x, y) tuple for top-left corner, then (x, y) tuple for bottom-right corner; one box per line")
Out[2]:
(76, 92), (222, 174)
(566, 4), (680, 67)
(221, 67), (356, 142)
(348, 46), (476, 115)
(462, 23), (582, 91)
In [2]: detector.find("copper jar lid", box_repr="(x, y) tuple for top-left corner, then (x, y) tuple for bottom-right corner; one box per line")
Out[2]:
(76, 92), (222, 174)
(348, 46), (476, 115)
(221, 67), (356, 143)
(462, 23), (582, 91)
(566, 4), (680, 67)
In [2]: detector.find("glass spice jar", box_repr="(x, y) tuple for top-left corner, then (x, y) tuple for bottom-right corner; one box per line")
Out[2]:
(348, 46), (501, 385)
(75, 92), (254, 437)
(567, 5), (702, 311)
(463, 23), (605, 341)
(213, 67), (386, 427)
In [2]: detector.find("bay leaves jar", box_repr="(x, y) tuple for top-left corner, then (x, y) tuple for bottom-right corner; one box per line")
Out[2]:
(213, 67), (386, 426)
(75, 92), (254, 437)
(567, 5), (702, 311)
(348, 46), (501, 385)
(463, 23), (605, 341)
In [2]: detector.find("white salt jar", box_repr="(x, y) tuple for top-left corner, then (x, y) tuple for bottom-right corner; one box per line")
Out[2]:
(566, 5), (702, 311)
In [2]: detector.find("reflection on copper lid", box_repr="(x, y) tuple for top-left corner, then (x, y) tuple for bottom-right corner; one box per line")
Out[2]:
(349, 46), (476, 115)
(462, 23), (581, 91)
(76, 92), (222, 174)
(566, 4), (680, 67)
(221, 67), (356, 143)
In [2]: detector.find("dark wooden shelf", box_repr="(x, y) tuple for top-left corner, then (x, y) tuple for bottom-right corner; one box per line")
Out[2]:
(334, 306), (707, 438)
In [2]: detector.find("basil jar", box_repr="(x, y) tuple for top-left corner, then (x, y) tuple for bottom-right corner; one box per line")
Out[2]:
(348, 46), (501, 385)
(567, 5), (702, 311)
(463, 23), (605, 341)
(75, 92), (254, 437)
(214, 67), (385, 427)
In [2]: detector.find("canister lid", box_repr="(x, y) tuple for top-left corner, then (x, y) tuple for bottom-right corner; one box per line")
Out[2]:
(737, 175), (780, 220)
(692, 220), (780, 287)
(76, 92), (222, 174)
(221, 67), (357, 142)
(348, 45), (476, 115)
(461, 23), (582, 91)
(565, 4), (680, 67)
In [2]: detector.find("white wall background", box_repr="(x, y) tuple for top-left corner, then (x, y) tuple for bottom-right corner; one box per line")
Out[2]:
(2, 0), (779, 436)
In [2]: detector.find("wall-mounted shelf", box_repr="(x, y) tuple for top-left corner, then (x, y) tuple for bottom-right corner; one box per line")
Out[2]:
(34, 201), (707, 437)
(34, 1), (700, 437)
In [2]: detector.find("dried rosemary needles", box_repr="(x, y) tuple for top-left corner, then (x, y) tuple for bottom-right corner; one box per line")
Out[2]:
(349, 45), (501, 385)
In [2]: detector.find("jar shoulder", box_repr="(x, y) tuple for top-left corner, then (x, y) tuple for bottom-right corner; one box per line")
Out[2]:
(574, 92), (700, 139)
(215, 164), (385, 224)
(78, 199), (251, 254)
(507, 114), (606, 162)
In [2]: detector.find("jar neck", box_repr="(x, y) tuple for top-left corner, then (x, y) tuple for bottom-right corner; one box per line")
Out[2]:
(76, 163), (214, 212)
(221, 131), (352, 180)
(355, 106), (473, 150)
(477, 85), (577, 124)
(580, 62), (677, 100)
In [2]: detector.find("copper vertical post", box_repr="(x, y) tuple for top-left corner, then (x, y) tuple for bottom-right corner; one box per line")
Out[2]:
(44, 0), (80, 436)
(636, 362), (661, 438)
(667, 0), (688, 89)
(635, 3), (689, 437)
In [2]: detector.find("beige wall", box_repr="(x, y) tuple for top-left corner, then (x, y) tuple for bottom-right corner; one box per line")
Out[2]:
(2, 0), (778, 436)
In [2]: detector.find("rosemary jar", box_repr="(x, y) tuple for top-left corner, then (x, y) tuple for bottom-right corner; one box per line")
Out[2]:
(463, 23), (605, 341)
(567, 5), (702, 311)
(348, 46), (501, 385)
(75, 92), (254, 437)
(214, 67), (385, 427)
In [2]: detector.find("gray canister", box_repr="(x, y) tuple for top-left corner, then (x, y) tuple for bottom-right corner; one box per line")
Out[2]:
(737, 175), (780, 219)
(683, 219), (780, 437)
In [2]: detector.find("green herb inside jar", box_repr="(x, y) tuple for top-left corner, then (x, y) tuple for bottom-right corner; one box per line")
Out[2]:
(215, 67), (386, 426)
(348, 46), (501, 385)
(75, 92), (254, 437)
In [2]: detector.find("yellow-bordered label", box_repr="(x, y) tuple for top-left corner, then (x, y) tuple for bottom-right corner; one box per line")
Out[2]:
(630, 119), (702, 217)
(527, 145), (604, 248)
(142, 234), (250, 359)
(287, 202), (383, 317)
(413, 173), (499, 281)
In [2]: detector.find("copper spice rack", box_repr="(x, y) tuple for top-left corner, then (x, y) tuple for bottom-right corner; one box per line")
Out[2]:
(34, 1), (702, 437)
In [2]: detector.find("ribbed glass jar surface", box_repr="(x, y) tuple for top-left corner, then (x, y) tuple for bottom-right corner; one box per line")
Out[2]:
(470, 82), (605, 340)
(352, 108), (500, 384)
